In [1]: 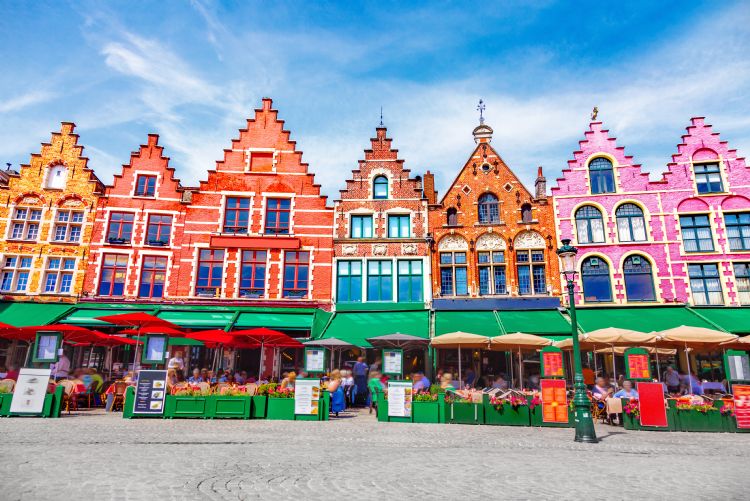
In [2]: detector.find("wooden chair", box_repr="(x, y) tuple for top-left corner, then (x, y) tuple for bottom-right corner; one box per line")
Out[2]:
(111, 381), (129, 412)
(0, 379), (15, 393)
(58, 380), (78, 413)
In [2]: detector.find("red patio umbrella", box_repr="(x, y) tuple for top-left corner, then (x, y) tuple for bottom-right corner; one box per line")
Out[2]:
(185, 330), (234, 347)
(96, 313), (181, 371)
(229, 328), (302, 379)
(0, 322), (34, 342)
(120, 326), (185, 337)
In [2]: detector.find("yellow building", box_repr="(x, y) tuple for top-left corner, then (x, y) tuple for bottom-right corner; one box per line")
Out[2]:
(0, 123), (103, 302)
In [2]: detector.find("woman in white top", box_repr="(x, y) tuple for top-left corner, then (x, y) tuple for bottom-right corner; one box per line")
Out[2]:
(167, 351), (185, 371)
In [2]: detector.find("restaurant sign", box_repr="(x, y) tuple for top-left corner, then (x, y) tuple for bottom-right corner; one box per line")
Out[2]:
(382, 349), (403, 376)
(387, 381), (412, 418)
(9, 368), (51, 415)
(636, 382), (668, 427)
(625, 348), (651, 381)
(733, 384), (750, 429)
(540, 347), (565, 378)
(304, 347), (327, 373)
(294, 378), (321, 416)
(132, 370), (168, 415)
(540, 378), (568, 423)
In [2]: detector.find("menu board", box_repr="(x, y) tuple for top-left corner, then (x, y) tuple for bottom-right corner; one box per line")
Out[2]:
(9, 368), (51, 415)
(144, 336), (167, 363)
(387, 381), (412, 417)
(636, 382), (668, 427)
(132, 370), (168, 415)
(305, 348), (326, 373)
(294, 378), (321, 416)
(733, 384), (750, 429)
(382, 349), (403, 376)
(626, 353), (651, 380)
(541, 351), (564, 378)
(33, 333), (61, 363)
(540, 378), (568, 423)
(726, 352), (750, 382)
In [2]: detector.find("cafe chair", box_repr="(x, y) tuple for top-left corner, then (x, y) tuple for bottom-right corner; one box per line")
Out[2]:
(111, 381), (129, 412)
(58, 380), (79, 413)
(0, 378), (15, 393)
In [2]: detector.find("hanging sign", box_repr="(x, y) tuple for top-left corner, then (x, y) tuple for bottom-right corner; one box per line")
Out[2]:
(625, 348), (651, 381)
(294, 378), (321, 416)
(733, 384), (750, 429)
(540, 378), (568, 423)
(540, 347), (565, 378)
(32, 332), (62, 364)
(382, 349), (403, 376)
(636, 382), (668, 427)
(724, 350), (750, 383)
(304, 347), (327, 373)
(9, 368), (52, 415)
(142, 335), (168, 365)
(387, 381), (412, 418)
(132, 370), (168, 415)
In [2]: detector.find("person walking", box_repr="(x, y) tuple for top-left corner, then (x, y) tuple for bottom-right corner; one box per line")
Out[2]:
(353, 356), (369, 407)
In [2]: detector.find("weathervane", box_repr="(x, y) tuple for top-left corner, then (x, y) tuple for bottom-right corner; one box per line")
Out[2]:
(380, 106), (384, 127)
(477, 99), (486, 125)
(591, 106), (599, 121)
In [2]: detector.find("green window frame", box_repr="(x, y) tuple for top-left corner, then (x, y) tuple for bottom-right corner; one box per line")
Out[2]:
(397, 260), (423, 302)
(337, 260), (362, 303)
(350, 215), (373, 238)
(387, 215), (410, 238)
(367, 260), (392, 301)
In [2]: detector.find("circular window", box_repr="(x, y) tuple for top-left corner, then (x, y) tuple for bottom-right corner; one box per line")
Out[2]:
(481, 163), (491, 173)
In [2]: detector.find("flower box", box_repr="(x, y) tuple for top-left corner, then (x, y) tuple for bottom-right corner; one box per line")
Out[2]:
(208, 395), (251, 419)
(294, 391), (330, 421)
(446, 401), (484, 425)
(0, 386), (62, 418)
(0, 392), (12, 416)
(412, 400), (440, 423)
(266, 396), (295, 420)
(164, 395), (209, 418)
(621, 398), (676, 432)
(251, 395), (267, 418)
(484, 397), (530, 426)
(375, 391), (412, 423)
(675, 406), (722, 432)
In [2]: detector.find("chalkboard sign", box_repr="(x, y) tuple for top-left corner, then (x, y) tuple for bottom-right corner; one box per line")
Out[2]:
(132, 370), (168, 415)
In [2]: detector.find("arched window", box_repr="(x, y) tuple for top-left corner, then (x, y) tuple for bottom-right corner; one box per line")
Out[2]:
(373, 176), (388, 199)
(46, 165), (68, 190)
(623, 255), (656, 302)
(589, 157), (615, 194)
(575, 206), (605, 244)
(521, 203), (532, 223)
(616, 203), (646, 242)
(446, 208), (458, 226)
(478, 193), (500, 224)
(581, 256), (612, 302)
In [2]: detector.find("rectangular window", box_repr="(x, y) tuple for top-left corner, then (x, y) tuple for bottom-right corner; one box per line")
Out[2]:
(43, 257), (75, 294)
(9, 208), (42, 241)
(387, 215), (410, 238)
(107, 212), (135, 243)
(350, 215), (373, 238)
(195, 249), (224, 297)
(397, 260), (423, 302)
(735, 263), (750, 306)
(478, 251), (506, 295)
(517, 250), (546, 295)
(135, 175), (157, 197)
(0, 255), (32, 292)
(239, 250), (267, 298)
(283, 251), (309, 298)
(439, 252), (467, 296)
(367, 260), (393, 301)
(689, 263), (723, 305)
(223, 197), (251, 234)
(265, 198), (291, 235)
(337, 260), (362, 303)
(694, 163), (723, 194)
(98, 253), (128, 297)
(146, 214), (172, 246)
(138, 256), (167, 298)
(725, 213), (750, 251)
(53, 210), (84, 243)
(680, 215), (714, 252)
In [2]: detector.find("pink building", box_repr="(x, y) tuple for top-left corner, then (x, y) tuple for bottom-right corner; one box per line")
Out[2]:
(553, 118), (750, 307)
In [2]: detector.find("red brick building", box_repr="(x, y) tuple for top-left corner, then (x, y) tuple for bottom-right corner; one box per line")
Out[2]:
(83, 134), (186, 300)
(333, 125), (431, 305)
(426, 121), (561, 302)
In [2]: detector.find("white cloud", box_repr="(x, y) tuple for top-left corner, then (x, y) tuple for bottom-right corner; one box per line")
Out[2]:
(0, 90), (56, 114)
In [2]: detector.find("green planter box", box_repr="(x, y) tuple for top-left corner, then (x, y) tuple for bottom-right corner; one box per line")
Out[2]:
(0, 392), (12, 416)
(266, 397), (295, 420)
(413, 400), (440, 424)
(251, 395), (267, 419)
(446, 401), (484, 425)
(0, 386), (62, 418)
(208, 395), (251, 419)
(620, 398), (674, 432)
(484, 399), (531, 426)
(295, 392), (330, 421)
(375, 392), (412, 423)
(165, 395), (209, 419)
(675, 408), (723, 432)
(530, 400), (573, 428)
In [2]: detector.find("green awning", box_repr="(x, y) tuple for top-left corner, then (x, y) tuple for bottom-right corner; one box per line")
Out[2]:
(434, 311), (501, 337)
(168, 337), (204, 347)
(234, 311), (314, 330)
(690, 308), (750, 334)
(0, 302), (74, 327)
(497, 310), (572, 335)
(574, 307), (716, 333)
(59, 307), (155, 326)
(319, 310), (430, 348)
(156, 311), (235, 329)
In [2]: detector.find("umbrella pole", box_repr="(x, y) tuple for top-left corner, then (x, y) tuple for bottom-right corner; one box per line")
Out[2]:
(258, 341), (265, 381)
(655, 350), (661, 382)
(24, 342), (32, 367)
(509, 351), (514, 389)
(685, 343), (693, 394)
(611, 345), (617, 386)
(108, 347), (113, 380)
(132, 325), (142, 374)
(518, 346), (523, 390)
(593, 345), (598, 376)
(458, 345), (462, 388)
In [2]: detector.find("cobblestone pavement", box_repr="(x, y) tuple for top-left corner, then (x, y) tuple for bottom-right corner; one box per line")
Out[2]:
(0, 408), (748, 500)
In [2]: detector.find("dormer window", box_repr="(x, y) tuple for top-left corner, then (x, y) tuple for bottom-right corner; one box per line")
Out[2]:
(694, 163), (723, 194)
(46, 165), (67, 190)
(135, 175), (157, 197)
(588, 157), (615, 194)
(373, 176), (388, 199)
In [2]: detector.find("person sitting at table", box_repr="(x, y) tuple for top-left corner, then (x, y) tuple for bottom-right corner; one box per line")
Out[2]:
(613, 380), (639, 399)
(50, 352), (71, 380)
(188, 368), (203, 384)
(683, 371), (703, 395)
(167, 369), (178, 387)
(167, 351), (185, 371)
(234, 371), (246, 384)
(412, 373), (430, 392)
(491, 375), (509, 390)
(663, 366), (681, 394)
(440, 372), (455, 390)
(175, 369), (186, 384)
(592, 377), (613, 400)
(367, 370), (383, 414)
(205, 370), (217, 384)
(329, 370), (346, 417)
(280, 371), (296, 390)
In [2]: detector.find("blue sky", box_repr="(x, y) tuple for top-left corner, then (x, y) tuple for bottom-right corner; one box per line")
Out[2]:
(1, 1), (748, 199)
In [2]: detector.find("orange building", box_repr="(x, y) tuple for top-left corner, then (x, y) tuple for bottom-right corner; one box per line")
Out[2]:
(425, 120), (560, 303)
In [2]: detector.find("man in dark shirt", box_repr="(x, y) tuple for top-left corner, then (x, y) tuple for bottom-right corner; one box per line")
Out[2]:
(353, 357), (369, 406)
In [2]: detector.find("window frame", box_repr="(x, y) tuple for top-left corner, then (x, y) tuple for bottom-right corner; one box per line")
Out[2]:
(516, 249), (546, 296)
(373, 176), (388, 199)
(43, 257), (76, 294)
(350, 215), (373, 239)
(725, 212), (750, 251)
(615, 203), (647, 242)
(195, 249), (225, 297)
(477, 251), (507, 296)
(239, 250), (267, 298)
(387, 214), (411, 238)
(688, 263), (723, 306)
(446, 208), (458, 227)
(580, 256), (612, 303)
(106, 211), (135, 244)
(138, 255), (168, 298)
(145, 214), (172, 246)
(223, 197), (251, 234)
(367, 260), (393, 301)
(679, 214), (714, 253)
(397, 260), (423, 302)
(134, 174), (157, 197)
(52, 209), (84, 243)
(337, 260), (363, 303)
(282, 251), (309, 298)
(693, 162), (724, 194)
(575, 205), (606, 244)
(98, 253), (129, 297)
(734, 262), (750, 305)
(439, 251), (468, 296)
(9, 207), (42, 241)
(477, 193), (500, 224)
(588, 157), (615, 194)
(623, 255), (656, 302)
(264, 198), (292, 235)
(0, 255), (33, 293)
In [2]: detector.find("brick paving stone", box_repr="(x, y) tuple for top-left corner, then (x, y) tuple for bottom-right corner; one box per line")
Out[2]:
(0, 408), (748, 500)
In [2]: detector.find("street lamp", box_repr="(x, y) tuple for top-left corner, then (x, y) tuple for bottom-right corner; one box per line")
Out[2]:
(556, 239), (598, 443)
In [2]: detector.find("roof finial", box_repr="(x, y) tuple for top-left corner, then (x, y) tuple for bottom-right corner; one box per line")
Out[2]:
(379, 106), (384, 127)
(477, 99), (486, 125)
(591, 106), (599, 121)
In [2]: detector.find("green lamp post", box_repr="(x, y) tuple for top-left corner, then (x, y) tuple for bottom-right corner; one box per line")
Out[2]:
(556, 239), (598, 443)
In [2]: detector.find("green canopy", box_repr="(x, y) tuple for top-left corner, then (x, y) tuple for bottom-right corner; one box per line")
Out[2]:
(234, 311), (314, 330)
(156, 310), (235, 329)
(59, 306), (155, 326)
(575, 307), (715, 333)
(318, 310), (430, 348)
(0, 302), (74, 327)
(433, 311), (500, 337)
(690, 308), (750, 334)
(168, 337), (204, 347)
(497, 310), (572, 335)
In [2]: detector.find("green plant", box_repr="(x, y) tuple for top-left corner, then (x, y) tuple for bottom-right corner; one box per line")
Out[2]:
(256, 383), (275, 396)
(428, 384), (441, 396)
(0, 386), (10, 394)
(268, 386), (294, 398)
(413, 391), (437, 402)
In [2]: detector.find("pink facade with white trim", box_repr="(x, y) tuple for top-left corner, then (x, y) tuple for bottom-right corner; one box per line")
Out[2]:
(553, 118), (750, 306)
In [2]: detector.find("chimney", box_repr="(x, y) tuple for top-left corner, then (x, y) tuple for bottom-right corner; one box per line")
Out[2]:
(423, 171), (437, 204)
(534, 166), (547, 200)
